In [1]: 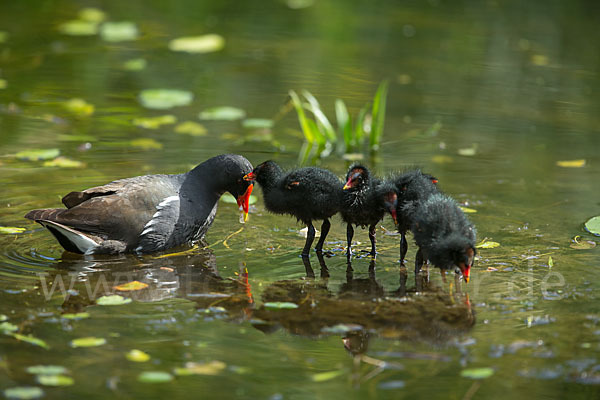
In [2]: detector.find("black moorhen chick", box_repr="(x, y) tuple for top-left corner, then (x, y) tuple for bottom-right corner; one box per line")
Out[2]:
(412, 193), (476, 283)
(341, 165), (398, 257)
(25, 154), (254, 255)
(389, 169), (439, 265)
(244, 160), (342, 257)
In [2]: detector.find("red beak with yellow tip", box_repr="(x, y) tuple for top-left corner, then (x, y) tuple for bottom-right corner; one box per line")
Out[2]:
(237, 183), (253, 222)
(243, 172), (256, 181)
(458, 262), (471, 283)
(343, 177), (353, 190)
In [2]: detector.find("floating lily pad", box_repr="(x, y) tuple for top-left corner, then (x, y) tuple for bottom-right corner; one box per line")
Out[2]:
(58, 20), (99, 36)
(61, 312), (89, 320)
(0, 226), (26, 234)
(0, 321), (18, 332)
(220, 194), (257, 205)
(584, 216), (600, 236)
(432, 155), (454, 164)
(37, 374), (74, 387)
(570, 235), (596, 250)
(3, 386), (44, 400)
(70, 336), (106, 348)
(476, 239), (500, 249)
(79, 8), (106, 23)
(133, 115), (177, 129)
(11, 333), (49, 349)
(15, 148), (60, 161)
(114, 281), (148, 291)
(26, 365), (68, 375)
(100, 21), (138, 42)
(556, 159), (585, 168)
(460, 367), (494, 379)
(137, 371), (173, 383)
(43, 157), (85, 168)
(96, 294), (132, 305)
(139, 89), (194, 110)
(130, 138), (163, 150)
(242, 118), (274, 130)
(173, 361), (226, 376)
(199, 106), (246, 121)
(459, 206), (477, 213)
(123, 58), (147, 71)
(0, 79), (6, 89)
(264, 302), (299, 310)
(311, 369), (345, 382)
(63, 98), (94, 116)
(126, 349), (150, 362)
(174, 121), (207, 136)
(168, 34), (225, 53)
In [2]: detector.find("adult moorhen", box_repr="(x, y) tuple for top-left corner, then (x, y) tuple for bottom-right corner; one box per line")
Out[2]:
(389, 169), (439, 265)
(411, 193), (477, 282)
(25, 154), (254, 255)
(243, 160), (342, 257)
(341, 165), (398, 257)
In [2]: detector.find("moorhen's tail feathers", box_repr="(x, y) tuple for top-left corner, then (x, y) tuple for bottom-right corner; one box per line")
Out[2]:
(25, 208), (67, 222)
(37, 220), (99, 255)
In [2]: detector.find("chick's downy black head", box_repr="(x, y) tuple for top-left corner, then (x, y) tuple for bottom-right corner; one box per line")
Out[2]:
(343, 165), (371, 191)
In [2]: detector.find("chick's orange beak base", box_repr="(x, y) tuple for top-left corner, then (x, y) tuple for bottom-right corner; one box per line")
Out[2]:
(237, 183), (253, 222)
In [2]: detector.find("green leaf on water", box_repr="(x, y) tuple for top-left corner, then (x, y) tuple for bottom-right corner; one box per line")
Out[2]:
(70, 336), (106, 348)
(476, 238), (500, 249)
(311, 369), (345, 382)
(264, 302), (299, 310)
(15, 148), (60, 161)
(174, 121), (207, 136)
(459, 206), (477, 213)
(37, 374), (74, 387)
(0, 31), (8, 43)
(137, 371), (174, 383)
(100, 22), (138, 42)
(0, 321), (18, 332)
(11, 333), (49, 349)
(58, 20), (99, 36)
(3, 386), (44, 400)
(123, 58), (147, 71)
(130, 138), (163, 150)
(460, 367), (494, 379)
(26, 365), (68, 375)
(0, 226), (26, 234)
(63, 98), (94, 116)
(242, 118), (274, 130)
(79, 8), (106, 23)
(96, 294), (132, 305)
(139, 89), (194, 110)
(43, 157), (85, 168)
(199, 106), (246, 121)
(584, 216), (600, 236)
(168, 34), (225, 53)
(0, 79), (6, 89)
(220, 194), (257, 205)
(126, 349), (151, 362)
(173, 361), (226, 376)
(548, 256), (554, 268)
(458, 145), (478, 156)
(133, 115), (177, 129)
(61, 312), (89, 320)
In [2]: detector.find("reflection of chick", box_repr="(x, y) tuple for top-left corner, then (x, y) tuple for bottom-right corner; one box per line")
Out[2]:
(343, 330), (370, 356)
(339, 259), (384, 300)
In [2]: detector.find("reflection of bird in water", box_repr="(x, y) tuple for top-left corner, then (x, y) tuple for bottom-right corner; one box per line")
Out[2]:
(339, 259), (384, 300)
(342, 329), (370, 356)
(301, 252), (330, 279)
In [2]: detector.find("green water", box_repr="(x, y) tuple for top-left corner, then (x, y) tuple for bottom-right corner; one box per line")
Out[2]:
(1, 1), (599, 399)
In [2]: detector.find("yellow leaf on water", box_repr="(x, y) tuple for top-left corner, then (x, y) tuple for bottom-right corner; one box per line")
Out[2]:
(43, 157), (85, 168)
(531, 54), (549, 66)
(173, 361), (226, 376)
(63, 98), (94, 116)
(459, 206), (477, 213)
(556, 159), (585, 168)
(476, 239), (500, 249)
(126, 349), (150, 362)
(432, 155), (454, 164)
(114, 281), (148, 291)
(130, 138), (163, 150)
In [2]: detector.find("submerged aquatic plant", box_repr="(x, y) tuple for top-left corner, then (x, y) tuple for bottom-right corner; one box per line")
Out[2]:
(290, 80), (389, 163)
